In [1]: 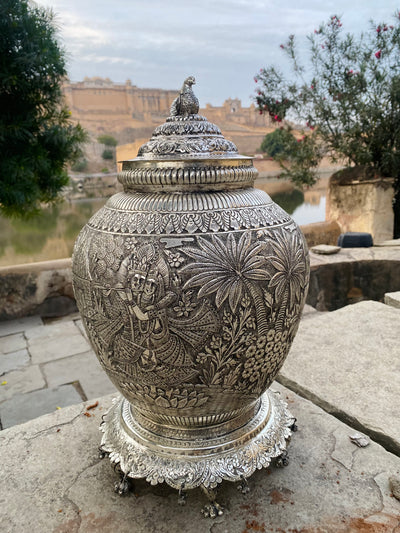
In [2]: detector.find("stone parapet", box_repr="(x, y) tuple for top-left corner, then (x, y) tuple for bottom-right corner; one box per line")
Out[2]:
(0, 258), (76, 321)
(1, 246), (400, 320)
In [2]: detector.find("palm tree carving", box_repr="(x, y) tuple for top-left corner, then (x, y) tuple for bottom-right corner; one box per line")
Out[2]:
(266, 230), (308, 331)
(180, 232), (270, 335)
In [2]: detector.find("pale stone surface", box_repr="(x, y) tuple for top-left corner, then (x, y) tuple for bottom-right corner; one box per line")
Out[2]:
(384, 291), (400, 309)
(0, 332), (26, 354)
(0, 315), (43, 336)
(0, 386), (399, 532)
(42, 350), (116, 399)
(279, 300), (400, 455)
(0, 348), (30, 375)
(27, 321), (91, 364)
(375, 239), (400, 247)
(0, 385), (82, 428)
(0, 365), (45, 402)
(301, 304), (318, 317)
(74, 318), (88, 339)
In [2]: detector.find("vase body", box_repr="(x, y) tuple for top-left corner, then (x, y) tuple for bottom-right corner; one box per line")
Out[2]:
(72, 111), (309, 490)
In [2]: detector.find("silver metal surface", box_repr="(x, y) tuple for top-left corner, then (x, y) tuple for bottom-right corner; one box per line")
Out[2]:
(72, 77), (310, 511)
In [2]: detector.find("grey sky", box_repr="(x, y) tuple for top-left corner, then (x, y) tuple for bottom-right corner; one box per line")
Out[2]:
(38, 0), (400, 106)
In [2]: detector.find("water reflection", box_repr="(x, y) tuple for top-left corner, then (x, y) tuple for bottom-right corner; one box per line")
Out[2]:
(0, 181), (327, 267)
(0, 198), (106, 267)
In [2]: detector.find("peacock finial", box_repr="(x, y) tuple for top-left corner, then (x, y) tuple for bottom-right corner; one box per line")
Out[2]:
(170, 76), (199, 117)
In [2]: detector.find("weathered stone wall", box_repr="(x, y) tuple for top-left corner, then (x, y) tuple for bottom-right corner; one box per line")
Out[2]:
(308, 258), (400, 311)
(0, 259), (76, 320)
(326, 170), (394, 243)
(63, 78), (177, 116)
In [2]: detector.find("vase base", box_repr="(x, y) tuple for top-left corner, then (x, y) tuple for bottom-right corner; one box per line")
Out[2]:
(100, 389), (294, 492)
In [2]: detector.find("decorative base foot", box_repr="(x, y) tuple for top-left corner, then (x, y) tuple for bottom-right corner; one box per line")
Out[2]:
(237, 475), (250, 495)
(178, 484), (188, 506)
(200, 486), (224, 518)
(114, 472), (132, 495)
(99, 390), (294, 513)
(275, 450), (289, 468)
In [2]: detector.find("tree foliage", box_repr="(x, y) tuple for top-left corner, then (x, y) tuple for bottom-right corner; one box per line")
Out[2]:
(0, 0), (87, 218)
(102, 149), (114, 160)
(97, 134), (118, 147)
(254, 12), (400, 234)
(260, 128), (296, 159)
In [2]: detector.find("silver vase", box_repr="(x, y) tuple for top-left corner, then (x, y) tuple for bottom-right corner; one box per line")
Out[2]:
(72, 77), (309, 513)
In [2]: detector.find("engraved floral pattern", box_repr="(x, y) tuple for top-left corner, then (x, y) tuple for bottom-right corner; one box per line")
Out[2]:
(266, 230), (309, 330)
(181, 232), (270, 335)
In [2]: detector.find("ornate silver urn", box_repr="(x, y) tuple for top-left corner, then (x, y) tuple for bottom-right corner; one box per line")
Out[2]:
(72, 77), (309, 516)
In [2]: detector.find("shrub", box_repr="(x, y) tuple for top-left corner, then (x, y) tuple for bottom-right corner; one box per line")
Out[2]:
(97, 135), (118, 147)
(254, 11), (400, 235)
(102, 149), (114, 160)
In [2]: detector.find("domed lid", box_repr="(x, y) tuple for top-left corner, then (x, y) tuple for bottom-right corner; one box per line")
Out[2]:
(118, 76), (257, 192)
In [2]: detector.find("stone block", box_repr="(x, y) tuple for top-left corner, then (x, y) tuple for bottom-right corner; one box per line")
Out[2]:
(326, 171), (394, 243)
(0, 365), (45, 402)
(384, 291), (400, 309)
(0, 332), (26, 354)
(0, 385), (82, 428)
(279, 300), (400, 455)
(26, 321), (91, 364)
(0, 315), (43, 337)
(0, 348), (30, 375)
(42, 350), (116, 399)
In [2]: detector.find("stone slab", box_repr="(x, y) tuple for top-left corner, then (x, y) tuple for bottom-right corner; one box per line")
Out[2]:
(42, 350), (116, 399)
(311, 244), (341, 255)
(0, 364), (45, 402)
(0, 384), (82, 428)
(0, 348), (30, 375)
(279, 300), (400, 455)
(26, 321), (91, 364)
(0, 386), (399, 532)
(0, 315), (43, 337)
(384, 290), (400, 309)
(0, 332), (26, 354)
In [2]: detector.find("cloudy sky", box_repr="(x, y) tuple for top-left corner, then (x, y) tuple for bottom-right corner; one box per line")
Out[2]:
(38, 0), (400, 106)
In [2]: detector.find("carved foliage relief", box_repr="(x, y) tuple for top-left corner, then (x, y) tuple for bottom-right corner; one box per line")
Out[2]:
(73, 222), (309, 412)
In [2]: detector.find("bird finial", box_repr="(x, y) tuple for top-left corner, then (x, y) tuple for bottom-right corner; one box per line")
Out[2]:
(170, 76), (199, 117)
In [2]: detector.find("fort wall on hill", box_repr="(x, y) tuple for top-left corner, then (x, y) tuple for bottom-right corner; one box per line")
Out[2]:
(63, 77), (273, 151)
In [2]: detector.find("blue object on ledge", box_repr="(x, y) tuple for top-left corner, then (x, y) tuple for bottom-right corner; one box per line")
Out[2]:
(337, 232), (373, 248)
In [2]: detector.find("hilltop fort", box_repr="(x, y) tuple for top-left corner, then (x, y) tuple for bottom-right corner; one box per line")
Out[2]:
(63, 77), (274, 154)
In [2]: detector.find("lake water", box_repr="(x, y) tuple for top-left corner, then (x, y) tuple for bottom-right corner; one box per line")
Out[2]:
(0, 182), (326, 267)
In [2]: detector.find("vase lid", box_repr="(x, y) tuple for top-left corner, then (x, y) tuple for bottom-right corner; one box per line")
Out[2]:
(118, 76), (257, 192)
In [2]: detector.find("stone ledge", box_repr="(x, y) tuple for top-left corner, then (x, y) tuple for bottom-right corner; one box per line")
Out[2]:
(0, 386), (399, 531)
(384, 291), (400, 309)
(280, 300), (400, 456)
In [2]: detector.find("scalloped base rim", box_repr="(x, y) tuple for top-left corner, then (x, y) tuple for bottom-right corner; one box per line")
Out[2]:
(100, 390), (294, 490)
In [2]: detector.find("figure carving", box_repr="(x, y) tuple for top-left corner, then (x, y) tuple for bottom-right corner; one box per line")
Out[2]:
(170, 76), (199, 116)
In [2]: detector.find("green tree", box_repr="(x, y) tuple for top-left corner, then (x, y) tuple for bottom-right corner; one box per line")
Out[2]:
(97, 134), (118, 147)
(254, 12), (400, 237)
(0, 0), (87, 218)
(260, 128), (297, 159)
(102, 149), (114, 160)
